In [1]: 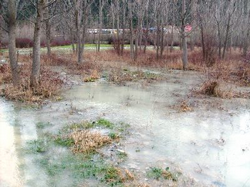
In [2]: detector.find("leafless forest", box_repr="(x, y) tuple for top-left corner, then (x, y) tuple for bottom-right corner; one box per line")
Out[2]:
(0, 0), (250, 187)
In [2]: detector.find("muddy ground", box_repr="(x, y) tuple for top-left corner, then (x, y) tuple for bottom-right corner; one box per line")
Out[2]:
(0, 62), (250, 187)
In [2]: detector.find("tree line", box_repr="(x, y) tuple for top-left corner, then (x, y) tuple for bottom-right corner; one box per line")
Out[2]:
(0, 0), (249, 88)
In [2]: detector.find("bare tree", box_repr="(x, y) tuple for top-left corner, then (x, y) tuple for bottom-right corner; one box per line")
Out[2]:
(30, 0), (45, 88)
(97, 0), (105, 52)
(0, 0), (20, 87)
(8, 0), (20, 87)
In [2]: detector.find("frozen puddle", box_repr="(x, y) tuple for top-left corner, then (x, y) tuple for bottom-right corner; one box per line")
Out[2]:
(0, 101), (22, 187)
(0, 71), (250, 187)
(64, 81), (250, 187)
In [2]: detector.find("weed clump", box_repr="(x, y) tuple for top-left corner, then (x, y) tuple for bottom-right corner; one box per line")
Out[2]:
(104, 166), (123, 184)
(0, 64), (12, 84)
(147, 167), (178, 181)
(197, 80), (244, 99)
(2, 66), (62, 104)
(70, 130), (112, 154)
(199, 81), (218, 96)
(26, 140), (48, 153)
(108, 69), (162, 84)
(96, 119), (114, 129)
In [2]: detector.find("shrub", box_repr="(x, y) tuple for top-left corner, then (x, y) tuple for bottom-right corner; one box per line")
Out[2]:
(51, 38), (72, 47)
(16, 38), (33, 48)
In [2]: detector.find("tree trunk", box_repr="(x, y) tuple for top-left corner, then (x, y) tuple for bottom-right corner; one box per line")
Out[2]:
(70, 28), (75, 53)
(45, 20), (51, 56)
(31, 0), (44, 88)
(200, 19), (206, 60)
(170, 25), (174, 53)
(144, 10), (149, 54)
(8, 0), (20, 87)
(181, 0), (188, 70)
(222, 14), (231, 59)
(156, 22), (160, 60)
(121, 0), (126, 56)
(75, 0), (83, 64)
(128, 2), (134, 60)
(45, 0), (51, 56)
(160, 23), (165, 57)
(97, 0), (102, 52)
(116, 8), (121, 56)
(243, 28), (250, 57)
(182, 34), (188, 70)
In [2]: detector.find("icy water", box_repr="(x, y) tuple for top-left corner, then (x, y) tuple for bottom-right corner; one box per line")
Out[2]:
(1, 71), (250, 187)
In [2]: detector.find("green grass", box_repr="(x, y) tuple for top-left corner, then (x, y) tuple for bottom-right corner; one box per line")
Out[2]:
(37, 150), (124, 186)
(51, 43), (114, 50)
(147, 167), (163, 180)
(108, 132), (119, 140)
(0, 49), (7, 53)
(62, 121), (94, 133)
(103, 166), (123, 186)
(146, 167), (179, 181)
(117, 151), (128, 160)
(36, 122), (52, 129)
(96, 119), (115, 129)
(54, 136), (74, 147)
(26, 139), (48, 153)
(24, 118), (131, 186)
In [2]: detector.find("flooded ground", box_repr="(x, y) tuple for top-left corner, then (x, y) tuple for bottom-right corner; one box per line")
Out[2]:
(0, 70), (250, 187)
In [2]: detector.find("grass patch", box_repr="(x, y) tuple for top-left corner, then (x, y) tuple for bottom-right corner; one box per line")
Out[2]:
(36, 122), (52, 129)
(26, 139), (48, 153)
(108, 132), (119, 140)
(24, 119), (132, 186)
(62, 121), (94, 133)
(103, 166), (124, 186)
(96, 118), (115, 129)
(117, 151), (128, 160)
(54, 136), (74, 147)
(2, 65), (63, 104)
(146, 167), (178, 181)
(108, 69), (162, 84)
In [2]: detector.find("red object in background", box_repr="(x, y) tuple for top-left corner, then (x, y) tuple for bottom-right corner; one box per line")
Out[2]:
(185, 25), (192, 32)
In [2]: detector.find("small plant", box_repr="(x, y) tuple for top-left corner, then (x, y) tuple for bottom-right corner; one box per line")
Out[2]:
(117, 151), (128, 159)
(84, 77), (97, 82)
(103, 166), (123, 185)
(96, 119), (114, 129)
(179, 100), (193, 112)
(146, 167), (178, 181)
(36, 122), (52, 129)
(147, 167), (163, 180)
(62, 121), (94, 133)
(108, 132), (119, 140)
(54, 136), (74, 147)
(26, 139), (47, 153)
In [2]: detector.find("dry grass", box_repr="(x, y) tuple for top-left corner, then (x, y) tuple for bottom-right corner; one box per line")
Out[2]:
(41, 53), (73, 66)
(108, 68), (162, 85)
(179, 100), (193, 112)
(2, 64), (62, 103)
(2, 49), (249, 103)
(197, 80), (250, 99)
(83, 49), (250, 86)
(0, 64), (12, 84)
(70, 130), (112, 154)
(171, 100), (193, 112)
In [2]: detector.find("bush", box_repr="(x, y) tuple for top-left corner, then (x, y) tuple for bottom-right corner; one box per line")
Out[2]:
(16, 38), (33, 48)
(51, 37), (72, 47)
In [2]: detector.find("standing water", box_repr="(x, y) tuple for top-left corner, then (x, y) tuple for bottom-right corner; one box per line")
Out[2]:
(1, 71), (250, 187)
